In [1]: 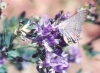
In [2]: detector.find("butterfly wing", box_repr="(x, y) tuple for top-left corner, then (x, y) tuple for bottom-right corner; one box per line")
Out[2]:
(58, 10), (88, 43)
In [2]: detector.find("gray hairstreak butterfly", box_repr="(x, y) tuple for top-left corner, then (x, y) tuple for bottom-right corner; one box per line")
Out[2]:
(58, 10), (88, 43)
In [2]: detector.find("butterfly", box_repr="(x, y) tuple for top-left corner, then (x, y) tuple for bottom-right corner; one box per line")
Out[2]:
(58, 10), (88, 43)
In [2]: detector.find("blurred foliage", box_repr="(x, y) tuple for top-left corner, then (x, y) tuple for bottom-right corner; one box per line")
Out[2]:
(0, 11), (38, 72)
(83, 38), (100, 57)
(83, 44), (96, 57)
(0, 32), (14, 48)
(2, 17), (18, 33)
(2, 11), (28, 33)
(98, 0), (100, 10)
(0, 65), (7, 73)
(77, 69), (82, 73)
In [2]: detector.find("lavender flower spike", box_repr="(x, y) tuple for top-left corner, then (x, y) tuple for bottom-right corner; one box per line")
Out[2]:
(44, 52), (70, 73)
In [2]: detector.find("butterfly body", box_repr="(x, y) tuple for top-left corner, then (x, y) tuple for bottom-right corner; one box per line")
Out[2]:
(58, 10), (88, 43)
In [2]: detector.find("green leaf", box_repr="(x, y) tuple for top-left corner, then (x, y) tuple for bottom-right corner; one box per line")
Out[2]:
(83, 44), (100, 57)
(83, 45), (94, 57)
(2, 17), (18, 33)
(0, 68), (6, 73)
(7, 50), (19, 58)
(2, 18), (8, 32)
(5, 32), (14, 47)
(9, 17), (16, 25)
(0, 32), (14, 47)
(1, 64), (7, 69)
(18, 11), (26, 21)
(0, 65), (7, 73)
(92, 51), (100, 56)
(77, 69), (82, 73)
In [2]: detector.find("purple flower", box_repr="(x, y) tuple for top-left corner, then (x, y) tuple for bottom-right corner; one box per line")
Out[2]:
(34, 24), (60, 47)
(42, 25), (52, 36)
(32, 17), (65, 50)
(37, 58), (44, 69)
(43, 52), (70, 73)
(45, 35), (59, 46)
(0, 54), (6, 67)
(31, 12), (69, 50)
(89, 1), (95, 7)
(43, 40), (53, 52)
(61, 12), (70, 21)
(55, 10), (69, 21)
(55, 10), (63, 20)
(67, 44), (81, 64)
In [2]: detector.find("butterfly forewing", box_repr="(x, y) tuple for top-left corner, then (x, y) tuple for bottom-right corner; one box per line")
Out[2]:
(58, 10), (88, 43)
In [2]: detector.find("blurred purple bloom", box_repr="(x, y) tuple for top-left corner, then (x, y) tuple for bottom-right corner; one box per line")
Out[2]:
(0, 54), (6, 67)
(67, 44), (81, 64)
(89, 1), (95, 7)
